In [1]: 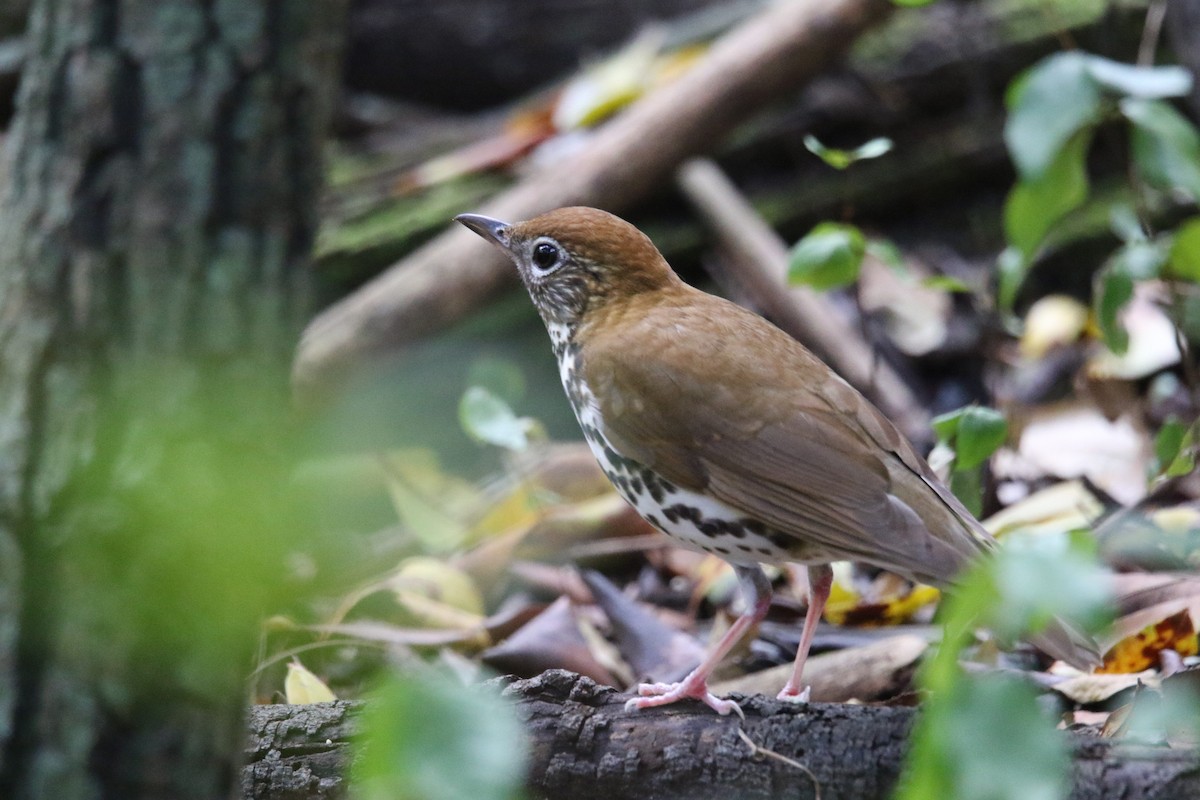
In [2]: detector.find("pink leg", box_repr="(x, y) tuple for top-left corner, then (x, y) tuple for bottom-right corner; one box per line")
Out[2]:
(626, 565), (771, 717)
(778, 564), (833, 702)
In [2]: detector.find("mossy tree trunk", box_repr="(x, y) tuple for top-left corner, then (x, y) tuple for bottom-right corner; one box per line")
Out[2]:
(0, 2), (345, 798)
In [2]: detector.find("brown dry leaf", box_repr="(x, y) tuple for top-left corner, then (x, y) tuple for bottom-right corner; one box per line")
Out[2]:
(1097, 609), (1198, 675)
(504, 493), (656, 563)
(481, 596), (618, 686)
(394, 124), (549, 194)
(1061, 709), (1113, 729)
(580, 569), (705, 684)
(1100, 702), (1134, 737)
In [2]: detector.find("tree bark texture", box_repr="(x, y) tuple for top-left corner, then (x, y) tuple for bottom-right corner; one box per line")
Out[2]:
(0, 2), (345, 798)
(240, 672), (1200, 800)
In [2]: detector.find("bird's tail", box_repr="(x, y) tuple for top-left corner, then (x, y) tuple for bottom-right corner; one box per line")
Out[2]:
(1029, 615), (1102, 670)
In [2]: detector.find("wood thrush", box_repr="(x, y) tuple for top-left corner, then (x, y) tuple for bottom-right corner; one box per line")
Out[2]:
(456, 207), (1099, 715)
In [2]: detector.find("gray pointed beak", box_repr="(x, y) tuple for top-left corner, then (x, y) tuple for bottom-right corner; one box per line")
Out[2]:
(455, 213), (512, 249)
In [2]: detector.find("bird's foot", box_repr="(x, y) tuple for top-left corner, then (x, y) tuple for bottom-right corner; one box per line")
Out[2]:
(776, 684), (811, 704)
(625, 677), (744, 718)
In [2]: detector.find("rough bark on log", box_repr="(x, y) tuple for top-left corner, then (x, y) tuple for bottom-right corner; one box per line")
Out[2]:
(241, 671), (1200, 800)
(292, 0), (894, 399)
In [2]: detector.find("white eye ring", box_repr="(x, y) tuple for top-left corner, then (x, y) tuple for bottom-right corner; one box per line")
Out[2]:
(529, 238), (565, 274)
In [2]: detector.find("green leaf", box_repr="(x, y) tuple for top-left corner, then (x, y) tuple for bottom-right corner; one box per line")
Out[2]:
(353, 673), (527, 800)
(1084, 57), (1192, 99)
(991, 532), (1112, 640)
(996, 246), (1028, 312)
(954, 406), (1008, 471)
(931, 407), (966, 443)
(1122, 98), (1200, 201)
(891, 0), (936, 6)
(1154, 417), (1198, 479)
(787, 222), (867, 290)
(922, 275), (972, 293)
(867, 237), (907, 271)
(803, 135), (893, 169)
(900, 532), (1110, 800)
(1109, 204), (1147, 243)
(1004, 131), (1091, 258)
(466, 358), (526, 406)
(1094, 262), (1135, 355)
(1005, 52), (1103, 180)
(1107, 237), (1169, 282)
(1168, 216), (1200, 282)
(950, 467), (983, 519)
(944, 676), (1068, 800)
(459, 386), (530, 451)
(1167, 427), (1197, 478)
(1154, 417), (1187, 477)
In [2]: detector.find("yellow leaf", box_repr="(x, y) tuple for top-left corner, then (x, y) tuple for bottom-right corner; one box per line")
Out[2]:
(1097, 609), (1198, 674)
(468, 479), (543, 542)
(822, 563), (940, 626)
(393, 557), (485, 616)
(1020, 294), (1090, 358)
(284, 660), (337, 704)
(377, 450), (475, 551)
(983, 480), (1106, 539)
(553, 30), (664, 130)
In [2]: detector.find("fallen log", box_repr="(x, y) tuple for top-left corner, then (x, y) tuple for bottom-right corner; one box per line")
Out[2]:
(242, 670), (1200, 800)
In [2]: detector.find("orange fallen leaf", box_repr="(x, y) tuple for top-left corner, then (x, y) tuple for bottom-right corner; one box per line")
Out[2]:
(1097, 609), (1198, 674)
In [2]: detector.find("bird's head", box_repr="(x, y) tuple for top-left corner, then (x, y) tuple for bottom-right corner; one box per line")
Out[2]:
(455, 207), (678, 328)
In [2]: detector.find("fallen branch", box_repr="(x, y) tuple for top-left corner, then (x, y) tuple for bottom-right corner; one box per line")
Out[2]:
(242, 671), (1200, 800)
(293, 0), (895, 399)
(676, 158), (929, 442)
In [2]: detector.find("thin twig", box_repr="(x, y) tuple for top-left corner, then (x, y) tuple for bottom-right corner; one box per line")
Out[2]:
(737, 727), (822, 800)
(1137, 0), (1169, 67)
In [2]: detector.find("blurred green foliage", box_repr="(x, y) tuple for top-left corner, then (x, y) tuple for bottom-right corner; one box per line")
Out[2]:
(931, 405), (1008, 516)
(56, 357), (310, 697)
(352, 671), (527, 800)
(898, 532), (1111, 800)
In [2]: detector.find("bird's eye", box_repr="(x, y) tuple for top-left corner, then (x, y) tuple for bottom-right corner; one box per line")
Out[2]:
(531, 240), (562, 273)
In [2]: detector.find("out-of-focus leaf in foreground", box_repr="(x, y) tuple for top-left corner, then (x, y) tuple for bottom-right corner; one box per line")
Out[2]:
(353, 672), (527, 800)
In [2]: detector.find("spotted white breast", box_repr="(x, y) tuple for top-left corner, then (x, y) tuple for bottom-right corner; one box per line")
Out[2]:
(546, 322), (797, 566)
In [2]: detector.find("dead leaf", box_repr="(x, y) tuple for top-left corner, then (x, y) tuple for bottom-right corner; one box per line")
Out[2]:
(1097, 609), (1198, 674)
(1009, 404), (1150, 506)
(581, 569), (706, 684)
(1050, 671), (1159, 705)
(711, 635), (928, 703)
(481, 596), (618, 686)
(1020, 295), (1090, 359)
(284, 660), (337, 704)
(983, 480), (1107, 539)
(823, 562), (940, 626)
